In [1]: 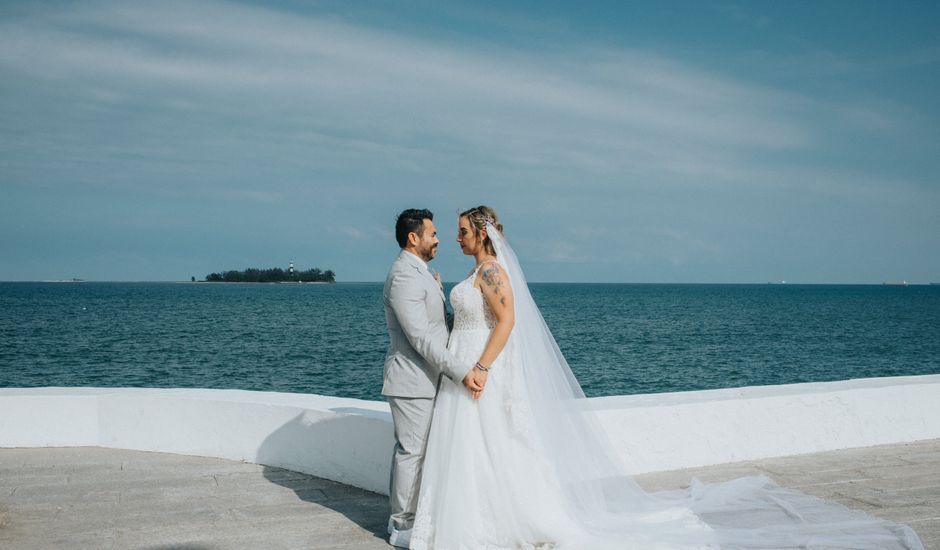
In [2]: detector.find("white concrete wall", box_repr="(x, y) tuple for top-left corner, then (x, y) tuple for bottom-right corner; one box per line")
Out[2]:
(2, 374), (939, 495)
(587, 374), (940, 474)
(0, 387), (394, 494)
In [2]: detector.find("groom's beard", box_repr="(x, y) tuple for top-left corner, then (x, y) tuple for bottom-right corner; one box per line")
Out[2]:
(422, 244), (438, 262)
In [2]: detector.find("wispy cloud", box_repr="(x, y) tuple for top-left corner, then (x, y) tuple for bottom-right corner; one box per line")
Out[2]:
(328, 225), (365, 239)
(0, 0), (936, 282)
(711, 3), (772, 29)
(0, 0), (821, 182)
(213, 189), (284, 204)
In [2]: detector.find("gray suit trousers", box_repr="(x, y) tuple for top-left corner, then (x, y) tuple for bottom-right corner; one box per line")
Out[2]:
(388, 396), (435, 531)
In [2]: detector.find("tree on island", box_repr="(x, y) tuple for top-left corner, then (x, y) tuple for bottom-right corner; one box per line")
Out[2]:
(205, 266), (336, 283)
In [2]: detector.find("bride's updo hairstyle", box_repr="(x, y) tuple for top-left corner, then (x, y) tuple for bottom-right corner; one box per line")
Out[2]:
(459, 205), (503, 257)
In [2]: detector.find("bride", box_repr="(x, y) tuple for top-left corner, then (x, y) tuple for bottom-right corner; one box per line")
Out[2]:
(410, 206), (923, 550)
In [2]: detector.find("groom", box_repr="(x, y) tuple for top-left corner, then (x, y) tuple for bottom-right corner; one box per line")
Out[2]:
(383, 208), (485, 547)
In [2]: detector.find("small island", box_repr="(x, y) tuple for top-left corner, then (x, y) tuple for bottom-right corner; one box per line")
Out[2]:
(205, 262), (335, 283)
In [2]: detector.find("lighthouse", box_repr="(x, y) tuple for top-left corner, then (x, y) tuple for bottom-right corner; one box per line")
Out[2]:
(289, 260), (295, 276)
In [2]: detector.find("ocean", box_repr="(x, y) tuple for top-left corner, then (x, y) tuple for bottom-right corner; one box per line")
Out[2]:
(1, 282), (938, 401)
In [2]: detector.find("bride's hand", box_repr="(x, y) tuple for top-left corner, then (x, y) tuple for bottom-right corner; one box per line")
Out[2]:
(462, 368), (487, 399)
(470, 369), (487, 400)
(462, 368), (485, 392)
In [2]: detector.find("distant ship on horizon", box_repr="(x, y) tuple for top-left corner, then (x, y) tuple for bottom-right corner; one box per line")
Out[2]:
(882, 280), (909, 286)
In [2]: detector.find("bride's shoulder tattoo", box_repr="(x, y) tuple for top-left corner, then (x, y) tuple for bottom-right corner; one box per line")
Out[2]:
(480, 263), (507, 306)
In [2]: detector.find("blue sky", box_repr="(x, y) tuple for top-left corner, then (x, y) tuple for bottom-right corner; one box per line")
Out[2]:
(1, 0), (938, 283)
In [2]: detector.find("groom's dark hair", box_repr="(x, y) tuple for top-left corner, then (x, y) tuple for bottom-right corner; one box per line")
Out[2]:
(395, 209), (434, 248)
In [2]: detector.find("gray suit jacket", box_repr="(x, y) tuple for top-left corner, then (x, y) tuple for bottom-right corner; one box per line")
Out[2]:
(382, 250), (467, 398)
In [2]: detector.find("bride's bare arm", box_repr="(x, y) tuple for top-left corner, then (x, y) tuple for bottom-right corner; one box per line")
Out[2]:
(476, 261), (515, 371)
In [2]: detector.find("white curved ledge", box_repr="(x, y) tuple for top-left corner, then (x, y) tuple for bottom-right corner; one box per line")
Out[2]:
(2, 375), (939, 495)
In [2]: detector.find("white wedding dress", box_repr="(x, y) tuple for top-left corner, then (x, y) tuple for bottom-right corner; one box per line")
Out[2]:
(411, 225), (923, 550)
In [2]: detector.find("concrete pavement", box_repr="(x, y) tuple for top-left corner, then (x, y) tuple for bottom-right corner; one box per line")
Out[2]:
(1, 440), (937, 549)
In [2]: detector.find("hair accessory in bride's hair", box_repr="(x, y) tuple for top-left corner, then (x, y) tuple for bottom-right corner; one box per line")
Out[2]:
(458, 207), (496, 228)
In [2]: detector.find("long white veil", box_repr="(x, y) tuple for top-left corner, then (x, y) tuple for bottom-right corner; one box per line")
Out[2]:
(485, 222), (923, 549)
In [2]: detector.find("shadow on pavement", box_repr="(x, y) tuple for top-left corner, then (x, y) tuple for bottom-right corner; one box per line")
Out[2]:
(258, 412), (391, 545)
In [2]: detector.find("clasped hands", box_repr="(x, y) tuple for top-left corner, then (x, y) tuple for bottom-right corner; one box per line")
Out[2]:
(462, 366), (488, 400)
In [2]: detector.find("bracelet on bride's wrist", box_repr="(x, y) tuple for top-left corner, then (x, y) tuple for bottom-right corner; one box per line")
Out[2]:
(474, 362), (489, 372)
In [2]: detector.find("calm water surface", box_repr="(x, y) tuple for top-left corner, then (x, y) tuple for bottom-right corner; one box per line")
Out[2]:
(1, 282), (938, 400)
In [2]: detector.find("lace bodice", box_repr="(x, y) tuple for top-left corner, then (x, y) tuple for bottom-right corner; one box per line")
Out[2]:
(450, 263), (497, 331)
